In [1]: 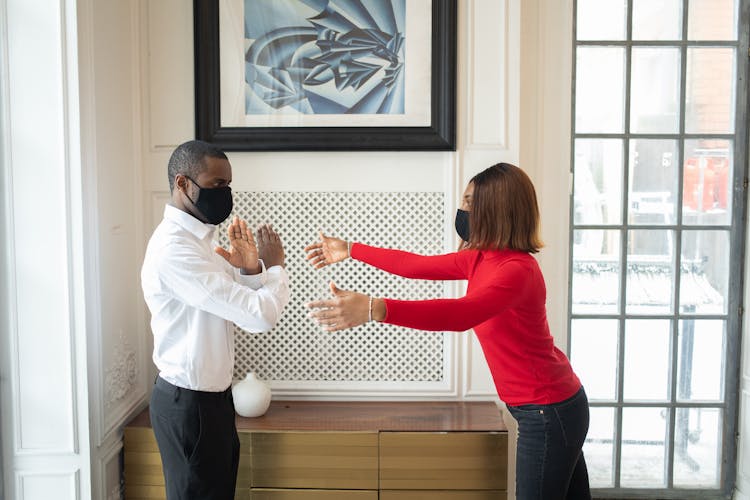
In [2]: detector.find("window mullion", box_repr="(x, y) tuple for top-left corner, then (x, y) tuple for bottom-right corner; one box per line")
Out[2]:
(613, 0), (635, 489)
(667, 0), (692, 489)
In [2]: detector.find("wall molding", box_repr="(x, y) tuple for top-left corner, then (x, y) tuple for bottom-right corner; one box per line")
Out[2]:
(0, 0), (16, 491)
(96, 436), (123, 500)
(104, 332), (138, 410)
(465, 0), (511, 150)
(16, 470), (79, 500)
(518, 0), (572, 348)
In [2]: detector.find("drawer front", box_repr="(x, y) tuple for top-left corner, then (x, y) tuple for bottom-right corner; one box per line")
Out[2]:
(379, 432), (508, 490)
(381, 491), (506, 500)
(123, 427), (252, 499)
(251, 432), (378, 490)
(125, 485), (248, 500)
(249, 489), (377, 500)
(124, 427), (165, 500)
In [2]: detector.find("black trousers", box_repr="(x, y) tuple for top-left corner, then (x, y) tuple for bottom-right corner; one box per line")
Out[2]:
(150, 376), (240, 500)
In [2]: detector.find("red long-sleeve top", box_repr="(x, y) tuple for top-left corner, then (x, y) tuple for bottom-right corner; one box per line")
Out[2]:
(351, 243), (581, 406)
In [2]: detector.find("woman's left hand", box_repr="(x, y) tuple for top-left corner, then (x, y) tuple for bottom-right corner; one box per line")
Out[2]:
(307, 282), (370, 332)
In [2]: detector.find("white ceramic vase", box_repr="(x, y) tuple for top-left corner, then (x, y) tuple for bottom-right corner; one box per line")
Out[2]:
(231, 372), (271, 417)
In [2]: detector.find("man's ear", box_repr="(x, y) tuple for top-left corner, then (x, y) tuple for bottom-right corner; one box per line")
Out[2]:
(175, 174), (188, 193)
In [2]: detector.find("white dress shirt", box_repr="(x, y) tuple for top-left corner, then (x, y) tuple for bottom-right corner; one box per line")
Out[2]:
(141, 205), (290, 391)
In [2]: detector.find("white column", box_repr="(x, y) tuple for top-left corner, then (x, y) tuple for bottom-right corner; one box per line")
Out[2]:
(0, 0), (91, 498)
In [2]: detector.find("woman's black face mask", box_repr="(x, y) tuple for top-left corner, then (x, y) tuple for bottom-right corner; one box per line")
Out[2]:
(455, 208), (470, 242)
(185, 176), (233, 225)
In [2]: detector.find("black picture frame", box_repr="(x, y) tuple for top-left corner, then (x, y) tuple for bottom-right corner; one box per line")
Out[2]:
(193, 0), (457, 151)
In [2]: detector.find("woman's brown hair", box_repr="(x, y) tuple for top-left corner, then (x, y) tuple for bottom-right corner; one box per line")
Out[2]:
(467, 163), (544, 253)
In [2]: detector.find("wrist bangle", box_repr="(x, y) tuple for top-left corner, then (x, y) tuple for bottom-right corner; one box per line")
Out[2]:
(347, 241), (352, 258)
(368, 295), (373, 322)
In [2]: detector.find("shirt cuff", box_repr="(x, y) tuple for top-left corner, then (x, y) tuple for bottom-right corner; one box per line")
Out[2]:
(266, 264), (290, 283)
(236, 259), (267, 289)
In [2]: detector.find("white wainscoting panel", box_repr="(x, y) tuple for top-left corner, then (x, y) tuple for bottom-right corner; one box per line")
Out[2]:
(17, 472), (78, 500)
(146, 0), (194, 149)
(6, 0), (75, 454)
(466, 0), (509, 148)
(89, 0), (149, 441)
(98, 439), (123, 500)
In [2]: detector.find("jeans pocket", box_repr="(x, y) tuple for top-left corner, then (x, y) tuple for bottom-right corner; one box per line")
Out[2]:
(508, 404), (546, 415)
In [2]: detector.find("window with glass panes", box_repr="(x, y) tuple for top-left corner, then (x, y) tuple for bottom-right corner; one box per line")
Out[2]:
(569, 0), (748, 497)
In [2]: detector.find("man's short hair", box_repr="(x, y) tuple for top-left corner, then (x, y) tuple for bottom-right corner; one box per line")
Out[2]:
(167, 140), (228, 192)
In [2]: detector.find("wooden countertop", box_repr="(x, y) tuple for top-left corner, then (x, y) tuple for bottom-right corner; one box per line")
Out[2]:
(128, 401), (507, 432)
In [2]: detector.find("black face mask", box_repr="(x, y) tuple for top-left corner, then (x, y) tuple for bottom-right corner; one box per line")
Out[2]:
(184, 176), (233, 225)
(455, 208), (470, 242)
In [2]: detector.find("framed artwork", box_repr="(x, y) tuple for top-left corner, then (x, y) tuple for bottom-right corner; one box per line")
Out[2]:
(194, 0), (457, 151)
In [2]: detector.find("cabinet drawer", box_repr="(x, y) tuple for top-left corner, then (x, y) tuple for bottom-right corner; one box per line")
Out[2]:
(379, 432), (508, 490)
(123, 427), (252, 499)
(249, 489), (377, 499)
(251, 432), (378, 490)
(381, 491), (505, 500)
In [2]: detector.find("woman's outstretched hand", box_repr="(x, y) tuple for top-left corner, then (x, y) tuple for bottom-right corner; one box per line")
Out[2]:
(307, 282), (372, 332)
(304, 231), (349, 269)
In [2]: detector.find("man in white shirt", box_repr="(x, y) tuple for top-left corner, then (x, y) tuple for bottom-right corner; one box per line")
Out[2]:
(141, 140), (290, 500)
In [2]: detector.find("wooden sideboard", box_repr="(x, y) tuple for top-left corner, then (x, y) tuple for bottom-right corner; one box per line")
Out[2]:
(124, 401), (508, 500)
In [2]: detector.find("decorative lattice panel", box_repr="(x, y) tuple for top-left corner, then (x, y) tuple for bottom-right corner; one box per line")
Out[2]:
(217, 191), (445, 382)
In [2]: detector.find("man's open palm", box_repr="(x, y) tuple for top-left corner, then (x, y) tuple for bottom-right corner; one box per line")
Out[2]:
(215, 216), (260, 272)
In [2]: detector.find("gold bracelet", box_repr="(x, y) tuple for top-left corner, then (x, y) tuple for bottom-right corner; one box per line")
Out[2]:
(347, 240), (352, 258)
(368, 295), (373, 322)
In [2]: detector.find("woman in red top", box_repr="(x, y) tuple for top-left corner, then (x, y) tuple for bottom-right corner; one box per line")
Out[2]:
(305, 163), (591, 500)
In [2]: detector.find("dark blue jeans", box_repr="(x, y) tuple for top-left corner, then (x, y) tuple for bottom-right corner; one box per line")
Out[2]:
(506, 387), (592, 500)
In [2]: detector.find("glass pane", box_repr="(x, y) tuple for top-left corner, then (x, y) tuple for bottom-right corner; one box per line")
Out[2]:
(572, 230), (621, 314)
(633, 0), (682, 40)
(626, 230), (675, 314)
(584, 407), (615, 487)
(674, 408), (722, 488)
(630, 48), (680, 133)
(680, 230), (729, 314)
(628, 140), (679, 225)
(624, 320), (671, 401)
(576, 47), (625, 133)
(621, 407), (668, 487)
(576, 0), (627, 40)
(682, 139), (733, 224)
(677, 320), (725, 402)
(685, 48), (736, 134)
(571, 320), (618, 400)
(688, 0), (738, 40)
(574, 139), (623, 225)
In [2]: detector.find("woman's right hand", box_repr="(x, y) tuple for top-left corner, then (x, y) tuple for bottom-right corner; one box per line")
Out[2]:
(304, 231), (349, 269)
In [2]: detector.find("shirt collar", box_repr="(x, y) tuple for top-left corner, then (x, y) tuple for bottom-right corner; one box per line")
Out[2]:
(164, 204), (215, 240)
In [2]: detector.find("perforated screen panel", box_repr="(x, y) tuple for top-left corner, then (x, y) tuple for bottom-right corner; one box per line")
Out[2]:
(217, 191), (446, 382)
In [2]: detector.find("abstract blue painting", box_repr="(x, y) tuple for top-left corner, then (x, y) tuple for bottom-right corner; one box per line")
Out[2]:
(244, 0), (406, 115)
